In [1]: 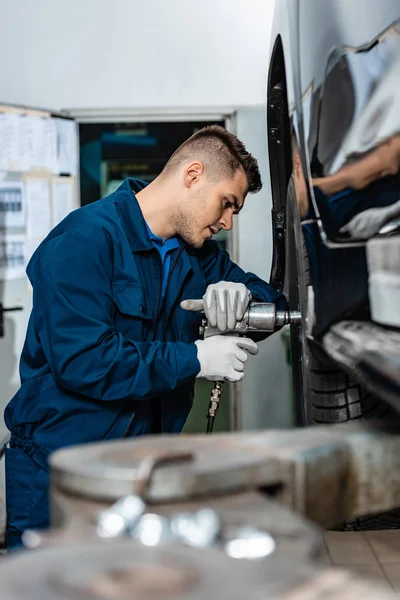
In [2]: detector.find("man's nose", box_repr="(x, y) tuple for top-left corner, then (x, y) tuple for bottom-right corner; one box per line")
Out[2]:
(220, 212), (233, 231)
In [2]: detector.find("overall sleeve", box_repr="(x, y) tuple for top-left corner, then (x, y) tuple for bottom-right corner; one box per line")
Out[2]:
(199, 240), (288, 309)
(32, 230), (199, 402)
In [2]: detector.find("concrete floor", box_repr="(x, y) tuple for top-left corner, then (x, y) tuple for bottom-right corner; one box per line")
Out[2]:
(323, 531), (400, 596)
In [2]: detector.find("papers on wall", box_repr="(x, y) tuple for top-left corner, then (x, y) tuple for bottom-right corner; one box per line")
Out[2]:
(52, 177), (75, 226)
(0, 233), (26, 280)
(18, 116), (36, 171)
(0, 114), (19, 171)
(56, 118), (78, 176)
(25, 179), (52, 239)
(0, 105), (79, 282)
(31, 117), (58, 172)
(0, 111), (67, 173)
(0, 181), (26, 228)
(24, 177), (77, 262)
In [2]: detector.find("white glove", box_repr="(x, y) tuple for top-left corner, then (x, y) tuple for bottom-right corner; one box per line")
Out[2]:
(182, 282), (251, 332)
(194, 335), (259, 382)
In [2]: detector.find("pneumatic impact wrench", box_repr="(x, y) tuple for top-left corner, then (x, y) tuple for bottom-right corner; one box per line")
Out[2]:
(198, 303), (302, 434)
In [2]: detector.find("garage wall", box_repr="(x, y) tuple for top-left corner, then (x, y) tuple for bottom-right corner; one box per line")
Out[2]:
(0, 0), (274, 110)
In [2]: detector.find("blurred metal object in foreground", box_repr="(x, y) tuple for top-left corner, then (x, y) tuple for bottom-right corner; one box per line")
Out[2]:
(3, 538), (395, 600)
(16, 420), (400, 600)
(25, 490), (323, 566)
(50, 420), (400, 535)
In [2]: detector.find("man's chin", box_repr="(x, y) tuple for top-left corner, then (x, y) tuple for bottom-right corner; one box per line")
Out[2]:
(181, 234), (206, 249)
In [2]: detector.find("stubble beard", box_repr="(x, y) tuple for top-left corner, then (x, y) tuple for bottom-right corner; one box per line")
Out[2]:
(173, 191), (207, 249)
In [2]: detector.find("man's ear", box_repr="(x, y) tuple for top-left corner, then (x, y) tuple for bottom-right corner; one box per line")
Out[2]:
(184, 161), (204, 188)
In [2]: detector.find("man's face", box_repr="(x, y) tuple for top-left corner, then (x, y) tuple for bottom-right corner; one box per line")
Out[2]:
(174, 168), (248, 248)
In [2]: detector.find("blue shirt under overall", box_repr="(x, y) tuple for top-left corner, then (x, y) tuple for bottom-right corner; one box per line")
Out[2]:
(145, 223), (180, 297)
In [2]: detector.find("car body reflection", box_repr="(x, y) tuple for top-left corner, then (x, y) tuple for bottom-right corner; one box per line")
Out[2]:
(267, 0), (400, 424)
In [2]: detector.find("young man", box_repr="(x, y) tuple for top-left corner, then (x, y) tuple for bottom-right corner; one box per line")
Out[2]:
(4, 125), (286, 548)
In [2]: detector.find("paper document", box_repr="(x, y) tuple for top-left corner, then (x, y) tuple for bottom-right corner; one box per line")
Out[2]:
(25, 179), (52, 239)
(18, 116), (36, 171)
(0, 114), (19, 171)
(52, 178), (75, 226)
(0, 233), (26, 280)
(0, 113), (58, 173)
(32, 117), (58, 172)
(0, 181), (26, 228)
(56, 118), (78, 176)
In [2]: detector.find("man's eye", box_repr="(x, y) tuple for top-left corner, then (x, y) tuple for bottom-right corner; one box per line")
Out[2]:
(224, 199), (231, 208)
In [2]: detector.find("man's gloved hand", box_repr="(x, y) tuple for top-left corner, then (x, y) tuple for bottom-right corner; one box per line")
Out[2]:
(194, 335), (259, 382)
(181, 282), (252, 332)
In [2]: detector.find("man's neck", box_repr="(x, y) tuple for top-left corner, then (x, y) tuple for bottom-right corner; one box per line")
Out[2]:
(135, 179), (177, 240)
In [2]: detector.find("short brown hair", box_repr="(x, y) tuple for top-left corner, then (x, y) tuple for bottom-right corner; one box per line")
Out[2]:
(162, 125), (262, 193)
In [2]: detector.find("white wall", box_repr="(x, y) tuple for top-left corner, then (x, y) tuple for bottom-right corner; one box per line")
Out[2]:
(0, 0), (275, 111)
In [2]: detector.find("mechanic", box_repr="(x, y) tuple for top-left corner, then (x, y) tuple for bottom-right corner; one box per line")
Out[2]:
(4, 125), (286, 549)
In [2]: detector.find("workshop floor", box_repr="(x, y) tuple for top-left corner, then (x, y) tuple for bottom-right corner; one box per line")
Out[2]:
(324, 531), (400, 596)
